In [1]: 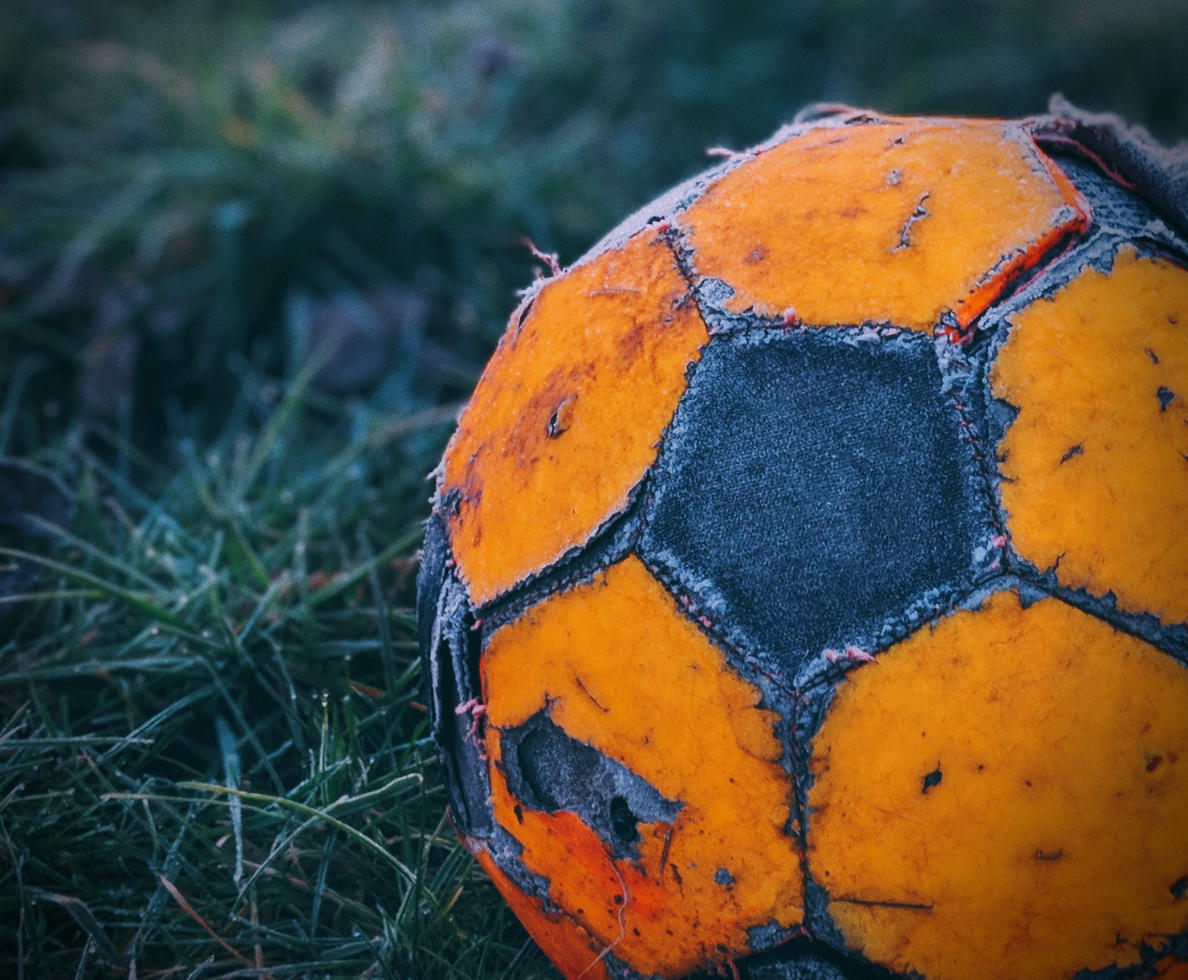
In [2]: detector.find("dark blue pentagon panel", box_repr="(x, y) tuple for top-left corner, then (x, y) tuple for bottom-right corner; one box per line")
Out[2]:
(639, 327), (986, 683)
(737, 939), (899, 979)
(417, 511), (494, 838)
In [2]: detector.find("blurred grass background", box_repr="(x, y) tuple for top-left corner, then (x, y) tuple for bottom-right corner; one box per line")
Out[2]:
(1, 1), (1186, 977)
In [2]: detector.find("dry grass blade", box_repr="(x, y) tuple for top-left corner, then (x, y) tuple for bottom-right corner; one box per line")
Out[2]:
(157, 875), (255, 969)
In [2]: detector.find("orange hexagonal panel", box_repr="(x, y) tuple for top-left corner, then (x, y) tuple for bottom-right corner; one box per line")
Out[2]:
(677, 118), (1088, 333)
(806, 588), (1188, 980)
(479, 554), (803, 978)
(440, 229), (709, 606)
(1153, 956), (1188, 980)
(992, 247), (1188, 626)
(471, 849), (611, 980)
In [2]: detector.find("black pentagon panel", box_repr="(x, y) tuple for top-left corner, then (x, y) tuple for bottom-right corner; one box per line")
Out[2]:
(418, 513), (494, 838)
(639, 328), (986, 682)
(737, 940), (900, 980)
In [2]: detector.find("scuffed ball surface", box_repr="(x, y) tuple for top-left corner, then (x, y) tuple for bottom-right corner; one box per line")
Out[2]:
(419, 107), (1188, 980)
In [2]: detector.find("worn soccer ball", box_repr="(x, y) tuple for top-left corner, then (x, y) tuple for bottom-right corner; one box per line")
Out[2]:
(418, 101), (1188, 980)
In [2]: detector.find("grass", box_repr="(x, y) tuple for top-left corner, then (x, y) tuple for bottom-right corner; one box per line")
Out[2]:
(0, 360), (554, 977)
(2, 1), (1187, 977)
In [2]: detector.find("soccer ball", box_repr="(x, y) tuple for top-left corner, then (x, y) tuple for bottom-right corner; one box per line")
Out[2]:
(417, 101), (1188, 980)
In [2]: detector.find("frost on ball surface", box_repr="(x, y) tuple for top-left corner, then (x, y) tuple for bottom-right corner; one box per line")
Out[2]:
(418, 105), (1188, 980)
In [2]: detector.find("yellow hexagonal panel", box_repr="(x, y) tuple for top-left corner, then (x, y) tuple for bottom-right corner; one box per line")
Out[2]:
(441, 230), (708, 607)
(480, 554), (803, 979)
(807, 589), (1188, 980)
(992, 247), (1188, 626)
(677, 119), (1088, 333)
